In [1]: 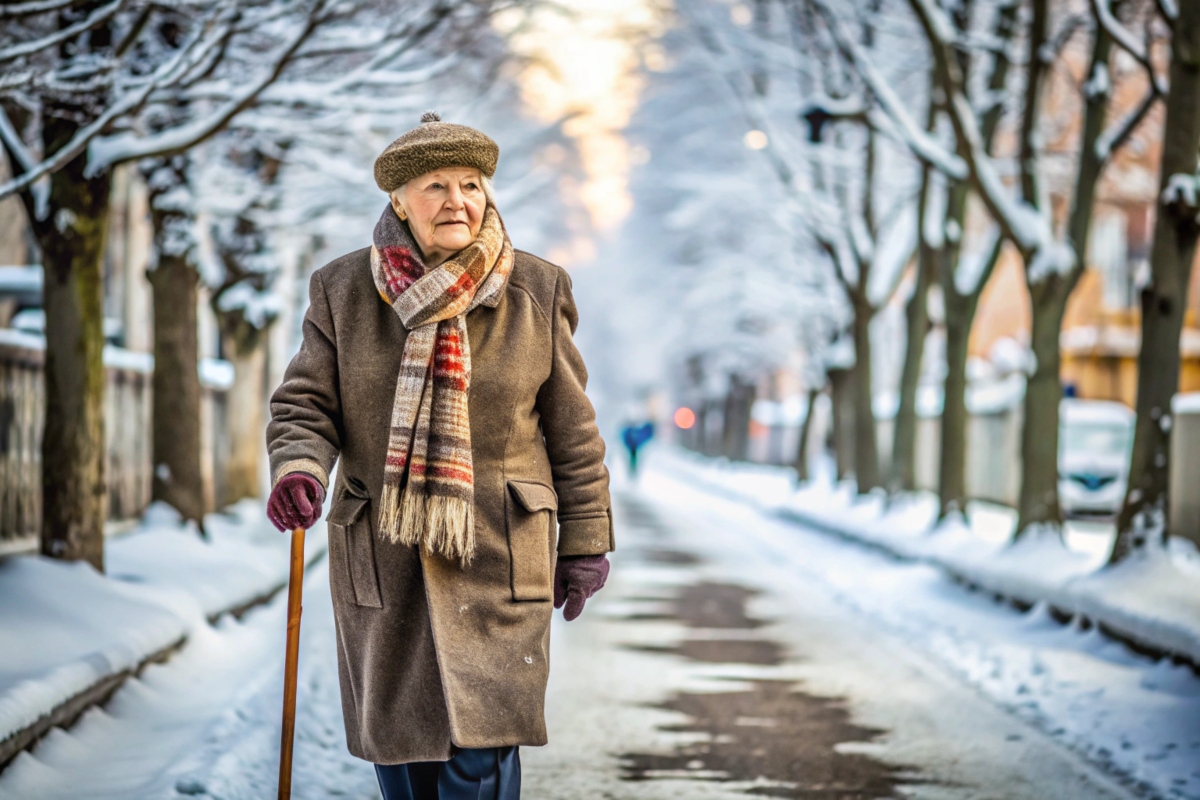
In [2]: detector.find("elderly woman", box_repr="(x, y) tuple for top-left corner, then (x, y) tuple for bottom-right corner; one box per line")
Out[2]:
(264, 113), (613, 800)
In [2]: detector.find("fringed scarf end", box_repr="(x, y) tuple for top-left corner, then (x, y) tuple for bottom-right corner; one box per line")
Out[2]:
(380, 486), (474, 564)
(425, 495), (475, 564)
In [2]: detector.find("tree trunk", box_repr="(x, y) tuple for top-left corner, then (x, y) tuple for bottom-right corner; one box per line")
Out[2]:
(793, 386), (820, 483)
(1015, 283), (1069, 537)
(149, 258), (205, 527)
(939, 297), (971, 520)
(146, 156), (206, 528)
(38, 113), (109, 571)
(890, 185), (933, 495)
(938, 235), (1002, 520)
(890, 86), (945, 498)
(722, 376), (755, 461)
(222, 339), (267, 502)
(851, 303), (880, 492)
(1110, 8), (1200, 563)
(691, 402), (705, 453)
(829, 367), (855, 482)
(1014, 5), (1119, 540)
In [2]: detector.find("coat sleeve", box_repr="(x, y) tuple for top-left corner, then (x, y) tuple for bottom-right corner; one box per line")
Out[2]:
(265, 268), (342, 491)
(536, 268), (614, 556)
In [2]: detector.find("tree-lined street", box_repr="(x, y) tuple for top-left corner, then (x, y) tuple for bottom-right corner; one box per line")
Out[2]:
(5, 457), (1191, 798)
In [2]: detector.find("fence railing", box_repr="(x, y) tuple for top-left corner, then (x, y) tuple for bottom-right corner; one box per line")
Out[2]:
(0, 332), (230, 550)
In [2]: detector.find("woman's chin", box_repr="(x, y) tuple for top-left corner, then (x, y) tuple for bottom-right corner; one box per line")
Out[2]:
(434, 232), (474, 252)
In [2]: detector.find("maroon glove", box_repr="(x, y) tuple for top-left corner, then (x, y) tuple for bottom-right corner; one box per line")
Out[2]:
(554, 554), (610, 621)
(267, 472), (325, 532)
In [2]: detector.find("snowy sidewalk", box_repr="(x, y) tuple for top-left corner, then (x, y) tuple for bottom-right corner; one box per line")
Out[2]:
(0, 501), (326, 771)
(659, 448), (1200, 668)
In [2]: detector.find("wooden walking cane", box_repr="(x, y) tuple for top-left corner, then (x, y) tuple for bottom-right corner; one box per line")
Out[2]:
(278, 527), (306, 800)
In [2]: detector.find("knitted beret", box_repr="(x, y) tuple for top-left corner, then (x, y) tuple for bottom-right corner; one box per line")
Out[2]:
(373, 112), (499, 193)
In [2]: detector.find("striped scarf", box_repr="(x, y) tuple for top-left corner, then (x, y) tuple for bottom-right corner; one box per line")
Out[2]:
(370, 202), (513, 563)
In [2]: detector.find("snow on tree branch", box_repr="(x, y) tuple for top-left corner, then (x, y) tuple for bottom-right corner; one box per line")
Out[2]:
(0, 0), (123, 64)
(1156, 0), (1178, 25)
(902, 0), (1055, 260)
(1090, 0), (1167, 95)
(0, 0), (80, 19)
(87, 1), (328, 172)
(806, 0), (966, 181)
(0, 106), (48, 217)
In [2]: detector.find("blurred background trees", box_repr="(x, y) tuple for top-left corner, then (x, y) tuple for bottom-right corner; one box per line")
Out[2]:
(1, 0), (1198, 571)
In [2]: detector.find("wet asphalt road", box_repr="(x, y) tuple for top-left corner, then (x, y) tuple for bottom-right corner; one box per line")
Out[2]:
(524, 475), (1141, 799)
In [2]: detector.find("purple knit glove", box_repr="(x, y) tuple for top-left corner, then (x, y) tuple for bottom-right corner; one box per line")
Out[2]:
(267, 473), (325, 532)
(553, 554), (610, 621)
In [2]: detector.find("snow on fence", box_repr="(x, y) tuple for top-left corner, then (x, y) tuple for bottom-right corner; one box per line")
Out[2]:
(0, 332), (231, 551)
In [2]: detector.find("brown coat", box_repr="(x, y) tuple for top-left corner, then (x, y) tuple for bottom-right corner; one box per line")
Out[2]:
(266, 247), (613, 765)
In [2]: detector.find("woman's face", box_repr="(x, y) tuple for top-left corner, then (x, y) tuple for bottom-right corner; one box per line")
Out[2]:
(392, 167), (487, 265)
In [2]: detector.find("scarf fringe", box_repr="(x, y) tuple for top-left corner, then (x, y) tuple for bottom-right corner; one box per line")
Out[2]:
(379, 483), (475, 564)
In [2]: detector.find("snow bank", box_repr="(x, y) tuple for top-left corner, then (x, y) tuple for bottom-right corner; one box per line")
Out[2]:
(1066, 546), (1200, 664)
(661, 448), (1200, 666)
(0, 558), (186, 743)
(0, 500), (327, 748)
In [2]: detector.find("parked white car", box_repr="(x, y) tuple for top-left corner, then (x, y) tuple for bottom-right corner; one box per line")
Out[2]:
(1058, 399), (1135, 518)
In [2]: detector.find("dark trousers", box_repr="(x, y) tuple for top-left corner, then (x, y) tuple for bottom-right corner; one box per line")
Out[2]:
(375, 747), (521, 800)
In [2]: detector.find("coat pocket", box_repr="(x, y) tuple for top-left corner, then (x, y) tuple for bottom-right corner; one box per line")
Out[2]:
(506, 480), (557, 602)
(328, 493), (383, 608)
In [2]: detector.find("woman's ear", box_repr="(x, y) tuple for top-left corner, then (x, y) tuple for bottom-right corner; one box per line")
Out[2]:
(389, 191), (408, 221)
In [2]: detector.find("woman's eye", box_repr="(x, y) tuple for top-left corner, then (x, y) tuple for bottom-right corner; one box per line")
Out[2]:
(465, 182), (479, 190)
(428, 183), (443, 190)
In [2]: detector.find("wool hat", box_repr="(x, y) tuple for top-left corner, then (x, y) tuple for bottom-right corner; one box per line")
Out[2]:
(373, 112), (499, 193)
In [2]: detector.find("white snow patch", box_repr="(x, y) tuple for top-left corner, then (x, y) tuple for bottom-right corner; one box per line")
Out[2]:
(1162, 173), (1199, 210)
(660, 447), (1200, 671)
(199, 358), (235, 390)
(0, 499), (326, 746)
(1027, 240), (1077, 284)
(0, 265), (41, 294)
(1083, 63), (1110, 100)
(1172, 392), (1200, 414)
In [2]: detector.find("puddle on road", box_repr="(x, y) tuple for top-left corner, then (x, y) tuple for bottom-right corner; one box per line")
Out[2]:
(614, 507), (918, 799)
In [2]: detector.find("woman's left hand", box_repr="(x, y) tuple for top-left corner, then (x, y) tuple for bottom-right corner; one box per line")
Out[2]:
(553, 554), (610, 621)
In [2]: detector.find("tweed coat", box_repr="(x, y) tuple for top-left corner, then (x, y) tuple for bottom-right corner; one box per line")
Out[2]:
(266, 245), (613, 765)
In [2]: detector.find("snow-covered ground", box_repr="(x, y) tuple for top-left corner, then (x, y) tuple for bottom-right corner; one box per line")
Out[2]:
(0, 500), (325, 756)
(0, 555), (375, 800)
(2, 456), (1195, 799)
(662, 448), (1200, 667)
(638, 450), (1200, 799)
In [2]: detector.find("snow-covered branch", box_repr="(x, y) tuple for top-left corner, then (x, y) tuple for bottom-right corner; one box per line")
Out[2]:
(1095, 84), (1159, 163)
(807, 0), (966, 181)
(0, 107), (47, 217)
(0, 0), (79, 19)
(87, 1), (328, 172)
(904, 0), (1053, 259)
(1090, 0), (1168, 95)
(0, 80), (155, 202)
(0, 0), (123, 64)
(1156, 0), (1178, 25)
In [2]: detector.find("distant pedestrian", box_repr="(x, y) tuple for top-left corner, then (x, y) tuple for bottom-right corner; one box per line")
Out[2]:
(621, 421), (655, 477)
(265, 113), (613, 800)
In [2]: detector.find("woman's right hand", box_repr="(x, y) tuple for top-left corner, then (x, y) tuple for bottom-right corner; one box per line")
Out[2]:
(267, 472), (326, 531)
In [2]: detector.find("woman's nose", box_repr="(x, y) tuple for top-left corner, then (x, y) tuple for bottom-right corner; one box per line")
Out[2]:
(445, 186), (465, 209)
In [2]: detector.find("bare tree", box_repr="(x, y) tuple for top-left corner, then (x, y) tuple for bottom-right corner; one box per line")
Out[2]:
(813, 0), (1160, 536)
(0, 0), (324, 566)
(681, 0), (917, 492)
(1109, 0), (1199, 562)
